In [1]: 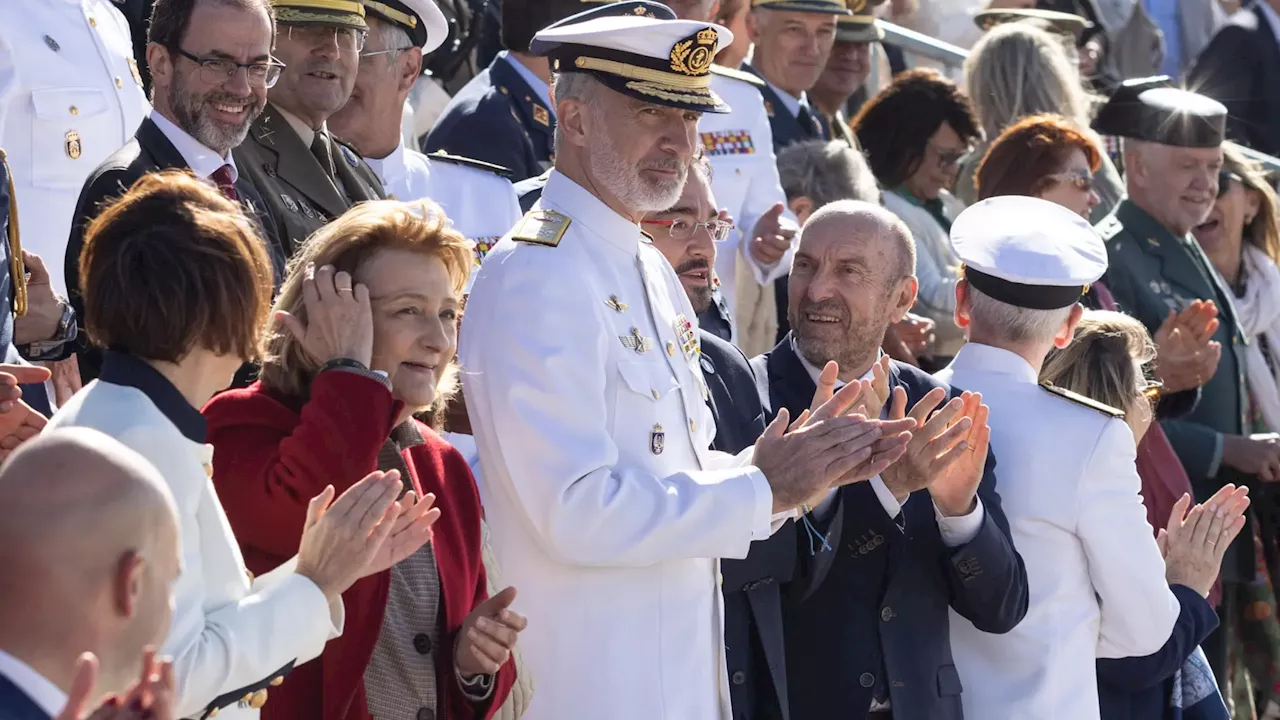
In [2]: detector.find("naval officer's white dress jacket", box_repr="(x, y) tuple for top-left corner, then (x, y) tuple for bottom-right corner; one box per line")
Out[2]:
(459, 171), (779, 720)
(938, 343), (1180, 720)
(364, 142), (521, 288)
(47, 352), (343, 720)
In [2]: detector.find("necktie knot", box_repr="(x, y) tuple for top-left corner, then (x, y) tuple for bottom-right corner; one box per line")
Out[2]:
(211, 164), (239, 202)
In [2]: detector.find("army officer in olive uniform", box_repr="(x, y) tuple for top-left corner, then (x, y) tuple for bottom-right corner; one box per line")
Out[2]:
(233, 0), (385, 254)
(1092, 77), (1261, 680)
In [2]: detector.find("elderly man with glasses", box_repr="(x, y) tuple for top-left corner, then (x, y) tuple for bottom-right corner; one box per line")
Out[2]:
(64, 0), (293, 384)
(233, 0), (386, 255)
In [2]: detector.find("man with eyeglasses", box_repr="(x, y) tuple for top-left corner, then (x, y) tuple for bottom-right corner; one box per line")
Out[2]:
(328, 0), (520, 280)
(233, 0), (386, 255)
(1094, 76), (1260, 686)
(64, 0), (289, 385)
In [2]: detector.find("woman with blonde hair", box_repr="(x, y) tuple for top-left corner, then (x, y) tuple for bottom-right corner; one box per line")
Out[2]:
(1042, 311), (1241, 720)
(203, 199), (521, 720)
(958, 21), (1123, 221)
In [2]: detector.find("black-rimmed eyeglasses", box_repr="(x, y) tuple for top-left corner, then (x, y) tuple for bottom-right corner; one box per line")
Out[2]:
(170, 47), (285, 88)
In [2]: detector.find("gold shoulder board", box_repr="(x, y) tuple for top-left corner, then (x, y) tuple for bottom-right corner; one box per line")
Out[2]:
(710, 64), (766, 87)
(1039, 383), (1125, 418)
(512, 210), (570, 247)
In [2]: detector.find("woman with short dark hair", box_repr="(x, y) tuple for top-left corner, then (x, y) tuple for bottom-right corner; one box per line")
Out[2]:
(48, 170), (435, 720)
(853, 68), (980, 363)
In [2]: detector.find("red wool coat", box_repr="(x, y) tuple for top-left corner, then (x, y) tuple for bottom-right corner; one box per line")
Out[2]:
(202, 370), (515, 720)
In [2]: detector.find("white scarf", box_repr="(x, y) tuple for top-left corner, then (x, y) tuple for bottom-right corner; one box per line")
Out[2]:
(1228, 244), (1280, 432)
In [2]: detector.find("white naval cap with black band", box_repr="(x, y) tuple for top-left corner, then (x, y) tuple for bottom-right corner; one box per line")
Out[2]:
(949, 195), (1108, 310)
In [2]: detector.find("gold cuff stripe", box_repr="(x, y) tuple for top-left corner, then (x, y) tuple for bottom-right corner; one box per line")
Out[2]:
(573, 57), (712, 90)
(0, 150), (26, 317)
(364, 1), (418, 28)
(274, 0), (365, 13)
(624, 81), (721, 106)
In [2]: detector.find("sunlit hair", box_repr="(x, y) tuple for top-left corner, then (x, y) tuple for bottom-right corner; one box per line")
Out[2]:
(1223, 141), (1280, 268)
(975, 113), (1102, 200)
(1041, 310), (1156, 415)
(964, 21), (1091, 142)
(79, 169), (273, 363)
(260, 199), (473, 406)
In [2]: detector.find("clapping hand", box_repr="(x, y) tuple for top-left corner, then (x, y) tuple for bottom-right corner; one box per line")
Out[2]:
(894, 314), (936, 362)
(296, 470), (406, 601)
(361, 489), (442, 576)
(748, 204), (794, 267)
(275, 263), (375, 368)
(1153, 301), (1221, 393)
(0, 364), (50, 463)
(1160, 485), (1250, 597)
(456, 586), (527, 678)
(880, 388), (988, 513)
(56, 648), (175, 720)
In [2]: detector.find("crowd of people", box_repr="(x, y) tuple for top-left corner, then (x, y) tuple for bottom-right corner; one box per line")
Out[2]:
(0, 0), (1279, 719)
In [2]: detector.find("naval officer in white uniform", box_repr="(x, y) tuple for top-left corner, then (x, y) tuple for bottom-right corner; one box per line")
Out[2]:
(328, 0), (521, 280)
(0, 0), (150, 295)
(936, 196), (1181, 720)
(459, 3), (915, 719)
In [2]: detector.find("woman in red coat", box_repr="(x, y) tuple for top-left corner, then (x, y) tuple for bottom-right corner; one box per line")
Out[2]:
(203, 200), (521, 720)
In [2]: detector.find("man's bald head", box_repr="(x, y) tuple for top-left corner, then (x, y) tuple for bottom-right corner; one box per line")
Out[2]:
(800, 200), (917, 280)
(789, 200), (920, 379)
(0, 429), (181, 698)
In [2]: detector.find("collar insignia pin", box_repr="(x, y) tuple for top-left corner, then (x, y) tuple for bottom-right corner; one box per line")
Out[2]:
(605, 295), (628, 313)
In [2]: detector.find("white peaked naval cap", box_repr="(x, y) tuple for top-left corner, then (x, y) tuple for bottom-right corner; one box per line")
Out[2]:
(949, 195), (1108, 310)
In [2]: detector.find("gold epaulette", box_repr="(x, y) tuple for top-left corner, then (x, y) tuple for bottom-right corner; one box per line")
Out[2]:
(1039, 383), (1125, 418)
(512, 210), (570, 247)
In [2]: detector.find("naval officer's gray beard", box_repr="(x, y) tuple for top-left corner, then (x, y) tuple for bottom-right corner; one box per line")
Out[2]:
(588, 116), (687, 214)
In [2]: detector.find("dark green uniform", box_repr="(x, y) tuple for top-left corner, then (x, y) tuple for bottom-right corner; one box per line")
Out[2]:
(233, 104), (386, 255)
(1099, 198), (1253, 580)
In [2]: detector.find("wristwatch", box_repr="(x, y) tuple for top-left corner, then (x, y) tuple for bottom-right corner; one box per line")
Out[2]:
(23, 300), (76, 360)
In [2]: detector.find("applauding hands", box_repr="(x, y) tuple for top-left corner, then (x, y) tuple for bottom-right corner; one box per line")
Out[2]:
(55, 649), (174, 720)
(1153, 300), (1221, 393)
(456, 586), (527, 679)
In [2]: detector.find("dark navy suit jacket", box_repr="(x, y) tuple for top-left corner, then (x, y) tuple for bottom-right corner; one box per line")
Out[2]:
(750, 337), (1029, 720)
(699, 330), (792, 720)
(0, 672), (51, 720)
(424, 57), (554, 183)
(1097, 584), (1223, 719)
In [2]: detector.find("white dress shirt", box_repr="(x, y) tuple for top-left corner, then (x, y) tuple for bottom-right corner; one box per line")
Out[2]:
(939, 342), (1179, 720)
(0, 0), (150, 294)
(0, 649), (67, 718)
(461, 170), (784, 720)
(150, 110), (237, 181)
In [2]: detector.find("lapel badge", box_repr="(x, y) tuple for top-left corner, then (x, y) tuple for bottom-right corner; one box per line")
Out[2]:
(763, 100), (775, 118)
(127, 57), (143, 87)
(299, 199), (316, 219)
(255, 124), (275, 146)
(279, 193), (299, 213)
(1149, 280), (1162, 295)
(673, 314), (699, 361)
(262, 162), (277, 178)
(64, 130), (81, 159)
(341, 145), (359, 168)
(1146, 236), (1160, 247)
(44, 35), (60, 52)
(700, 355), (715, 374)
(620, 327), (653, 354)
(532, 104), (550, 127)
(650, 424), (665, 455)
(605, 295), (628, 313)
